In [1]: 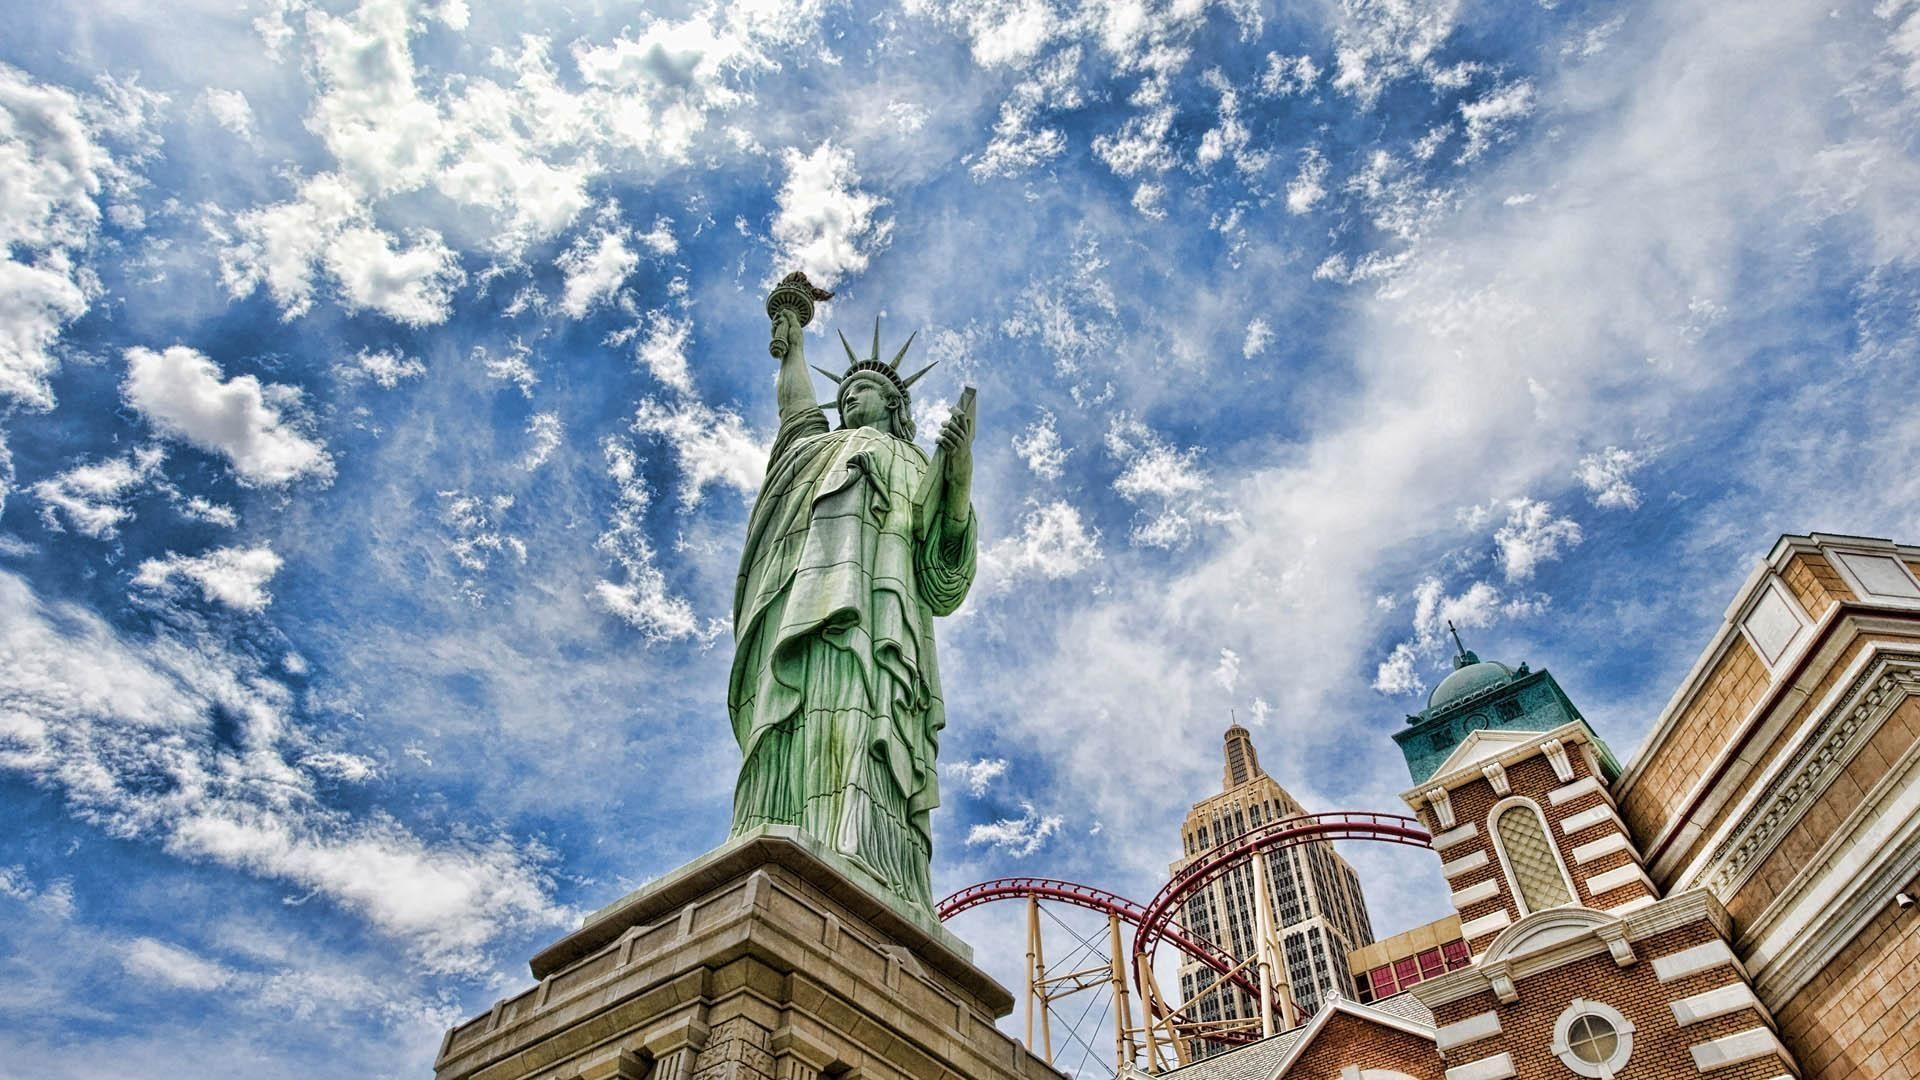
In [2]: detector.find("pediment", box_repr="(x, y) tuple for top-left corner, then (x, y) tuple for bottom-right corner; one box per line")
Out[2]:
(1431, 728), (1544, 779)
(1479, 907), (1617, 965)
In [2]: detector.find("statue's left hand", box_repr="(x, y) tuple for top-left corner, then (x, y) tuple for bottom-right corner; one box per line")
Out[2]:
(937, 410), (974, 485)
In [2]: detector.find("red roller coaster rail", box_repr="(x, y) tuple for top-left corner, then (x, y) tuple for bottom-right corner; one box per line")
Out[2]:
(934, 811), (1432, 1041)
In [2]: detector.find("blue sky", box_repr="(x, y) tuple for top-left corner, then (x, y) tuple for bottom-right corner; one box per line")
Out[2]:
(3, 0), (1919, 1074)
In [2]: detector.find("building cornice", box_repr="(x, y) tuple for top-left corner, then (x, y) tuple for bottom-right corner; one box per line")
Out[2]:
(1407, 891), (1729, 1009)
(1400, 721), (1597, 809)
(1619, 533), (1920, 799)
(1637, 608), (1920, 877)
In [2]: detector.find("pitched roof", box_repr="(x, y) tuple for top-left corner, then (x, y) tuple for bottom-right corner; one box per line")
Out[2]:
(1158, 995), (1435, 1080)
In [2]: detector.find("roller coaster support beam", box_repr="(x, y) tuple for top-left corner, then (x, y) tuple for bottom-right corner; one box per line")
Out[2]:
(1109, 913), (1137, 1073)
(1249, 848), (1278, 1038)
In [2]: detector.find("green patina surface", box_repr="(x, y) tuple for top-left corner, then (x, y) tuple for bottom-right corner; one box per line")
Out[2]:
(1394, 646), (1623, 785)
(727, 275), (978, 913)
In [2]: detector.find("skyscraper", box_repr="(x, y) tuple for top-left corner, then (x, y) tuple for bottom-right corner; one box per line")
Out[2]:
(1171, 724), (1374, 1057)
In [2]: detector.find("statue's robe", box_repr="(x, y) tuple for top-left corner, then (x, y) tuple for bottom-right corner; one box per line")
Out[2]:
(728, 405), (975, 908)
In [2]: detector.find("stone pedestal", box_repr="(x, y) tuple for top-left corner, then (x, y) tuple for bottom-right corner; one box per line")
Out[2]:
(435, 827), (1059, 1080)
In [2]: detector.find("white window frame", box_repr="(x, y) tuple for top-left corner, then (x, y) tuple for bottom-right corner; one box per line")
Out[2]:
(1487, 796), (1580, 916)
(1551, 998), (1635, 1078)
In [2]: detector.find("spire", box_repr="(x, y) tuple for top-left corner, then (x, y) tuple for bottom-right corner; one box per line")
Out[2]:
(1447, 620), (1481, 669)
(1223, 717), (1264, 788)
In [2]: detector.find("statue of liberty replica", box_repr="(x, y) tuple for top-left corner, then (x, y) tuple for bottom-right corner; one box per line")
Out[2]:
(434, 276), (1047, 1080)
(727, 272), (978, 912)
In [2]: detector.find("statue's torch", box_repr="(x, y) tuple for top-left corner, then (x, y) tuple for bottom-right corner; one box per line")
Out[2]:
(765, 271), (834, 358)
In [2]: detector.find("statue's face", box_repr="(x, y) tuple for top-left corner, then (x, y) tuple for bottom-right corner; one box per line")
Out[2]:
(839, 376), (896, 431)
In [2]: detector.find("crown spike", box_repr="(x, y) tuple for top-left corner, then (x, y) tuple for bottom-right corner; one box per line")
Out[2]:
(888, 331), (917, 370)
(871, 317), (882, 364)
(838, 330), (860, 366)
(899, 360), (939, 389)
(811, 365), (843, 384)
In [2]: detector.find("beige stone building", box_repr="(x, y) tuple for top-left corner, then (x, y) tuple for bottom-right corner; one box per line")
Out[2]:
(1172, 725), (1375, 1056)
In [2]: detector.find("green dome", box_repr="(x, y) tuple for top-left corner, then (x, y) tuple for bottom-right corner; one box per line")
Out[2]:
(1427, 658), (1515, 712)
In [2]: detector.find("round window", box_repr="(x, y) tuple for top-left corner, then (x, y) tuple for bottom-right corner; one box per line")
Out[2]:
(1566, 1013), (1618, 1064)
(1552, 999), (1634, 1078)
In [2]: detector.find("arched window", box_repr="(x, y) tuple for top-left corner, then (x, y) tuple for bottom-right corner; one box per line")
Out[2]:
(1491, 799), (1574, 914)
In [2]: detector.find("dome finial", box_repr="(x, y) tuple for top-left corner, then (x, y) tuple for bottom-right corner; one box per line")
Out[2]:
(1447, 620), (1480, 669)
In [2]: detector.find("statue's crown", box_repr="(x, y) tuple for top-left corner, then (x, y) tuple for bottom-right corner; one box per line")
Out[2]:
(812, 317), (936, 406)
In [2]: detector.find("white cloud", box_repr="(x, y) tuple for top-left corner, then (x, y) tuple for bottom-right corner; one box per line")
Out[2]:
(1106, 414), (1238, 549)
(1372, 642), (1423, 695)
(475, 340), (538, 397)
(1092, 83), (1176, 178)
(520, 412), (564, 471)
(1259, 52), (1321, 96)
(594, 438), (714, 643)
(122, 346), (334, 487)
(770, 142), (893, 287)
(1458, 79), (1535, 163)
(970, 48), (1082, 180)
(556, 212), (639, 318)
(0, 569), (567, 973)
(1575, 446), (1649, 510)
(1286, 146), (1330, 214)
(196, 88), (255, 139)
(1213, 647), (1240, 692)
(1243, 318), (1275, 358)
(438, 491), (526, 578)
(966, 803), (1063, 857)
(337, 348), (425, 389)
(941, 757), (1009, 797)
(979, 500), (1102, 588)
(31, 446), (164, 539)
(631, 396), (766, 507)
(1195, 70), (1266, 177)
(1011, 410), (1070, 480)
(124, 937), (236, 991)
(632, 311), (695, 394)
(1003, 236), (1118, 379)
(1331, 0), (1463, 107)
(1492, 498), (1581, 582)
(299, 751), (380, 783)
(215, 172), (464, 325)
(133, 545), (284, 613)
(0, 64), (157, 410)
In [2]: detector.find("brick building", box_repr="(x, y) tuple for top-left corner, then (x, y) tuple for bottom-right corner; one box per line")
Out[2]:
(1157, 532), (1920, 1079)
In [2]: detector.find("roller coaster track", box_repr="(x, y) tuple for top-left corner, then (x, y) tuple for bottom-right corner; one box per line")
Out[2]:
(936, 811), (1432, 1039)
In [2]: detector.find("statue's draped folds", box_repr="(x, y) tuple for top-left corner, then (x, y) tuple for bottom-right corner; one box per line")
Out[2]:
(728, 405), (975, 908)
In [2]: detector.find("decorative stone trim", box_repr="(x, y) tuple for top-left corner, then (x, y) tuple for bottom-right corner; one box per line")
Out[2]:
(1604, 895), (1657, 917)
(1688, 1027), (1793, 1073)
(1481, 761), (1511, 796)
(1584, 863), (1653, 897)
(1444, 1051), (1516, 1080)
(1548, 776), (1609, 807)
(1559, 803), (1621, 837)
(1594, 923), (1636, 967)
(1653, 940), (1739, 983)
(1460, 909), (1512, 941)
(1441, 849), (1489, 881)
(1571, 832), (1634, 866)
(1427, 787), (1457, 829)
(1670, 983), (1762, 1027)
(1434, 1010), (1502, 1051)
(1451, 879), (1501, 910)
(1700, 658), (1920, 896)
(1542, 738), (1575, 783)
(1431, 822), (1479, 851)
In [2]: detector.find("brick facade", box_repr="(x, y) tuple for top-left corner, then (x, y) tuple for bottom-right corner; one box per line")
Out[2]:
(1428, 921), (1786, 1080)
(1284, 1011), (1442, 1079)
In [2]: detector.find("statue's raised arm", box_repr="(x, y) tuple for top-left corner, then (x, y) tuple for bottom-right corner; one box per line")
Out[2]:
(727, 272), (978, 911)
